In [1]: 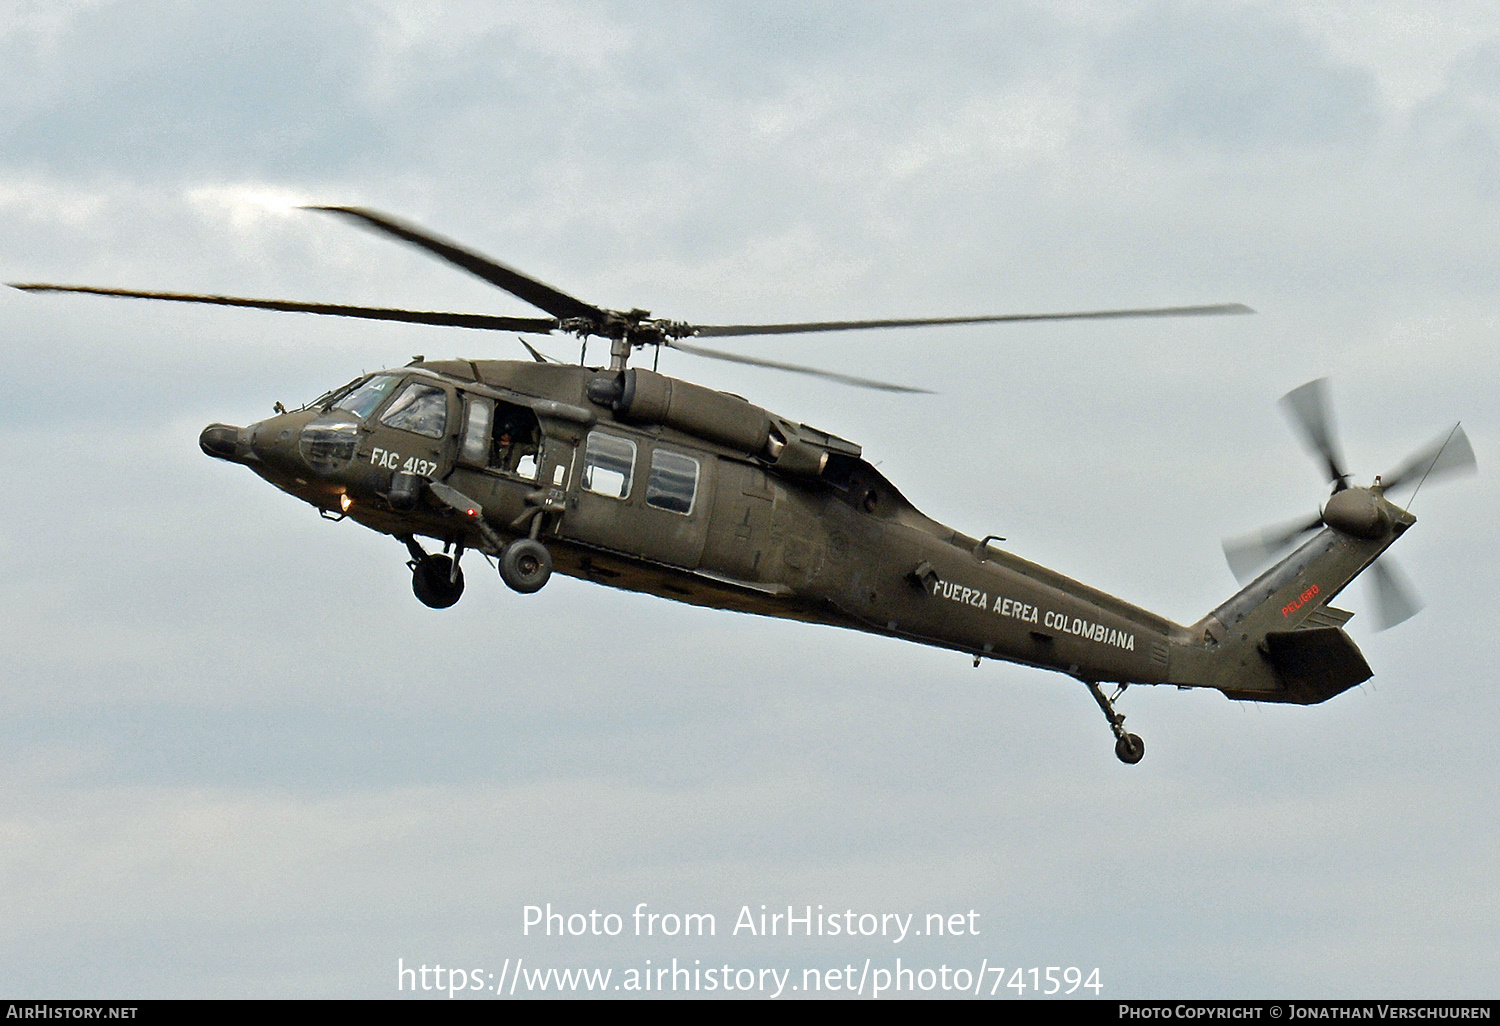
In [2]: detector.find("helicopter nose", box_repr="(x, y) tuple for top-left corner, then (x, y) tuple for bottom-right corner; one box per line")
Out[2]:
(199, 423), (245, 462)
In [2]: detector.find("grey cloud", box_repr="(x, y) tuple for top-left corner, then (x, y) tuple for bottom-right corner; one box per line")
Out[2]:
(1408, 42), (1500, 195)
(1099, 3), (1382, 151)
(0, 3), (390, 179)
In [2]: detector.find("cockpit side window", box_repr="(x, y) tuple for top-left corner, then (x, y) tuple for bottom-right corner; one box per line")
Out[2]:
(335, 375), (401, 419)
(380, 382), (450, 438)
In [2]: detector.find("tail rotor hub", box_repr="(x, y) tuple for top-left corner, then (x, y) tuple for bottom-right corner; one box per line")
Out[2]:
(1320, 487), (1390, 539)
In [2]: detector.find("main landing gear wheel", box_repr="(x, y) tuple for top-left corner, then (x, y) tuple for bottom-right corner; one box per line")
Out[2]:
(1086, 681), (1145, 765)
(1114, 733), (1145, 765)
(500, 538), (553, 594)
(411, 554), (465, 609)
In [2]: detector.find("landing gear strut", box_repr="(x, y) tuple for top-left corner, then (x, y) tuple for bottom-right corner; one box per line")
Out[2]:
(1086, 681), (1145, 765)
(404, 536), (465, 609)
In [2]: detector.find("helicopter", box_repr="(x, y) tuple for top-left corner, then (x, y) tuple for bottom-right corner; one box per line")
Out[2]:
(11, 207), (1477, 763)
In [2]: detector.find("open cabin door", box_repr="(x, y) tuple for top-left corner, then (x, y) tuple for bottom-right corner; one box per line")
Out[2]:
(450, 392), (578, 530)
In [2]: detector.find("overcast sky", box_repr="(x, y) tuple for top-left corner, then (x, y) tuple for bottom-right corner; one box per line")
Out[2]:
(1, 0), (1497, 999)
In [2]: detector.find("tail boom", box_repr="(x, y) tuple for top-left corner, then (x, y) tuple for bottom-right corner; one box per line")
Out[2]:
(1168, 491), (1414, 704)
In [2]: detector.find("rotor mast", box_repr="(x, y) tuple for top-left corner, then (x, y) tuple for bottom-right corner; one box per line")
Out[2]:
(557, 309), (692, 373)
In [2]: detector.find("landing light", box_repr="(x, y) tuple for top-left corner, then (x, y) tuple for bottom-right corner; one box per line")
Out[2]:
(339, 493), (354, 513)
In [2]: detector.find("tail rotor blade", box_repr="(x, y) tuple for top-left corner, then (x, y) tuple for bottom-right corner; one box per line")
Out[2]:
(1368, 557), (1423, 631)
(1279, 378), (1349, 490)
(1222, 513), (1325, 584)
(1381, 424), (1477, 495)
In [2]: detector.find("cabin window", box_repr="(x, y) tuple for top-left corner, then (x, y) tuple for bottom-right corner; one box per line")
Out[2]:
(380, 382), (450, 438)
(646, 449), (700, 515)
(459, 397), (493, 465)
(335, 374), (401, 419)
(582, 431), (636, 499)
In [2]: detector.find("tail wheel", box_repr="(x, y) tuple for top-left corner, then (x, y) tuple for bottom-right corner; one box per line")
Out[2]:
(412, 555), (464, 609)
(1114, 733), (1145, 765)
(500, 538), (553, 594)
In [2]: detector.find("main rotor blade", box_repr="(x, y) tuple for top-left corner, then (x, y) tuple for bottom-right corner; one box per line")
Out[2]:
(666, 340), (932, 393)
(9, 284), (561, 333)
(1279, 378), (1349, 490)
(1368, 557), (1422, 631)
(1380, 424), (1477, 495)
(690, 303), (1254, 338)
(1222, 513), (1325, 584)
(306, 206), (606, 324)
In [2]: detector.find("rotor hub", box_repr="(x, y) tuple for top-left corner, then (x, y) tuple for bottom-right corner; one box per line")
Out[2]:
(556, 309), (700, 369)
(1321, 487), (1390, 539)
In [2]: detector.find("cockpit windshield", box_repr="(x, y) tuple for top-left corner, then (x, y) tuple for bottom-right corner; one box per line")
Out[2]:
(334, 375), (401, 419)
(301, 377), (359, 412)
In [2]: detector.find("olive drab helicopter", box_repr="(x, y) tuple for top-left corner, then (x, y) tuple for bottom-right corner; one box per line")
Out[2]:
(11, 207), (1477, 763)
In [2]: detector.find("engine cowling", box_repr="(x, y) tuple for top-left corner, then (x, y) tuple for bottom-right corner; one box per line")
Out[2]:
(586, 368), (862, 480)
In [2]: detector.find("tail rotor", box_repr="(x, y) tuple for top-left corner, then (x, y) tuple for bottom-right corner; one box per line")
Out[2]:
(1222, 379), (1476, 630)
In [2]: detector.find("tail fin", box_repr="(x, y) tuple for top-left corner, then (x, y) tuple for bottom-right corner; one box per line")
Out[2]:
(1168, 495), (1414, 704)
